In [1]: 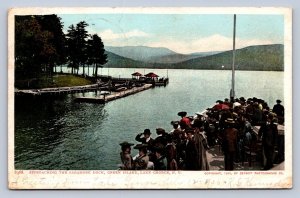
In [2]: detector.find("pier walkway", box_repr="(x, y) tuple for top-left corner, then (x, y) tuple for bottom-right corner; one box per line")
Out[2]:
(74, 84), (153, 104)
(15, 84), (100, 96)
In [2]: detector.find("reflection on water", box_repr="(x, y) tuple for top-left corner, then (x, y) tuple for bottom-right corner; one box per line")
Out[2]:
(15, 94), (107, 169)
(14, 69), (284, 170)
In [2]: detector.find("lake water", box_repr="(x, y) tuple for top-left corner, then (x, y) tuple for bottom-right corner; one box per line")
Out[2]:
(15, 68), (284, 170)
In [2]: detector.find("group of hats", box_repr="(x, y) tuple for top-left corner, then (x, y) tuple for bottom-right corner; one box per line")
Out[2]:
(119, 141), (134, 147)
(119, 141), (148, 149)
(178, 111), (204, 116)
(119, 141), (164, 153)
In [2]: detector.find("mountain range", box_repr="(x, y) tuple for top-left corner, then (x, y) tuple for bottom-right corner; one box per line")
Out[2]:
(105, 46), (176, 62)
(104, 44), (284, 71)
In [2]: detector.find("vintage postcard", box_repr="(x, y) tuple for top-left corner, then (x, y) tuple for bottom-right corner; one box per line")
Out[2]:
(8, 7), (292, 189)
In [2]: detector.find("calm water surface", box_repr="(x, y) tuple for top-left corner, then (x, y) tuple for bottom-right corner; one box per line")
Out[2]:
(15, 68), (284, 170)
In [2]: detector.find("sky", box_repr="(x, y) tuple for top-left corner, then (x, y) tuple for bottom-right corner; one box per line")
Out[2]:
(58, 14), (284, 54)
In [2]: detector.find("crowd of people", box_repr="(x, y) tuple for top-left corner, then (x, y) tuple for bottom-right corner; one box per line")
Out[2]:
(119, 97), (285, 171)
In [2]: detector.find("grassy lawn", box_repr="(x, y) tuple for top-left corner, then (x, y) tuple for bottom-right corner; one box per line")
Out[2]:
(52, 75), (93, 87)
(15, 75), (93, 89)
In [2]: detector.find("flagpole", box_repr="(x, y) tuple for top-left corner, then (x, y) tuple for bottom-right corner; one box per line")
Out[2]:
(230, 14), (236, 102)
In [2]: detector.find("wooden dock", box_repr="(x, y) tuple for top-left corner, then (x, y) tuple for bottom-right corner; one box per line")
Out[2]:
(74, 84), (153, 104)
(15, 84), (100, 96)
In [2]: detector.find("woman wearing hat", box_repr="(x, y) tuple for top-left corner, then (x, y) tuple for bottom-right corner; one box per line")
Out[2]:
(119, 141), (134, 170)
(193, 125), (209, 170)
(133, 144), (150, 170)
(178, 111), (192, 129)
(153, 128), (168, 147)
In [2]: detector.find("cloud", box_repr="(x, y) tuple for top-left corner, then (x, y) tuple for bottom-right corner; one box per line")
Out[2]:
(98, 29), (150, 41)
(146, 34), (279, 54)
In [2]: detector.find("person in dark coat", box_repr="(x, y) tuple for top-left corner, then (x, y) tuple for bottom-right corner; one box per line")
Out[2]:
(153, 146), (167, 170)
(165, 134), (178, 170)
(272, 99), (284, 124)
(222, 118), (238, 170)
(153, 128), (168, 147)
(135, 129), (154, 148)
(252, 102), (263, 125)
(184, 129), (198, 170)
(258, 113), (278, 170)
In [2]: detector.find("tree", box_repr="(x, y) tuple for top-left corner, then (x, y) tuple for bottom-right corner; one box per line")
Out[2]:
(15, 16), (56, 79)
(35, 15), (67, 74)
(66, 24), (78, 74)
(66, 21), (89, 75)
(87, 34), (108, 78)
(75, 21), (89, 76)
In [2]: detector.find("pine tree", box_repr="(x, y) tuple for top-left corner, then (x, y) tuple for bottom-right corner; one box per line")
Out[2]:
(75, 21), (89, 75)
(66, 24), (78, 74)
(66, 21), (89, 75)
(87, 34), (108, 78)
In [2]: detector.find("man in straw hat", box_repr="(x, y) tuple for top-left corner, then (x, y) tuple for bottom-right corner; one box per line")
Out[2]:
(119, 141), (134, 170)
